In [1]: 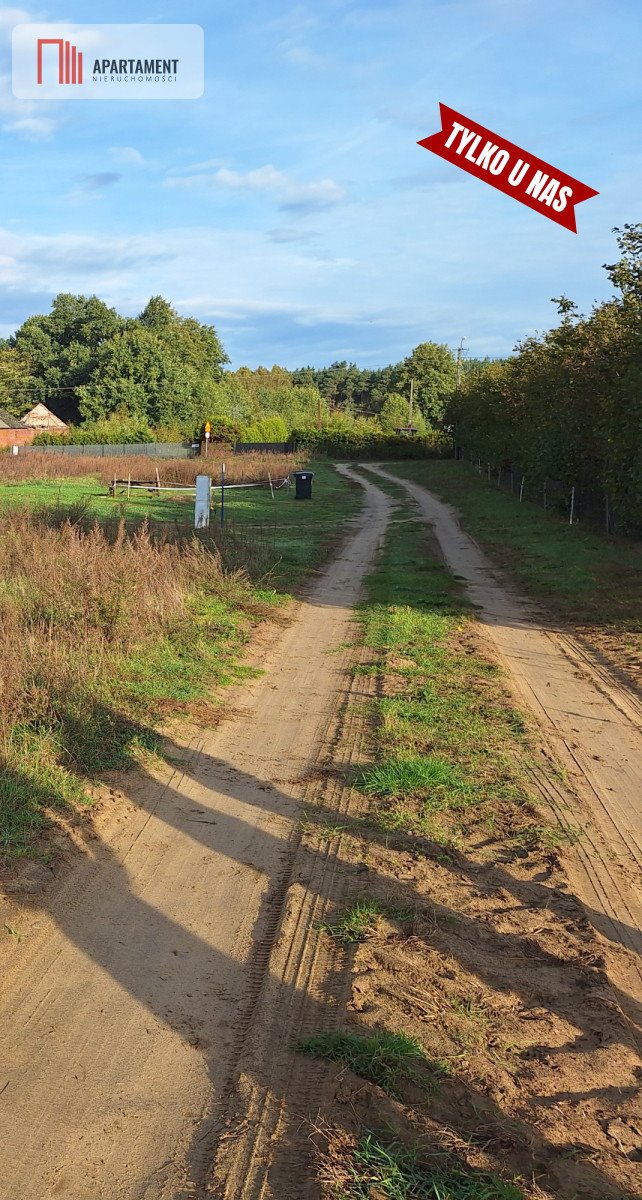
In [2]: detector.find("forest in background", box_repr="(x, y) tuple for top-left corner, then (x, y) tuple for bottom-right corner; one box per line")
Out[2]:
(0, 293), (458, 447)
(0, 225), (639, 529)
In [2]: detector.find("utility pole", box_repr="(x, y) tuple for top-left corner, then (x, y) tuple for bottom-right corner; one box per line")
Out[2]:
(317, 390), (322, 430)
(456, 337), (467, 389)
(409, 379), (414, 426)
(453, 337), (467, 461)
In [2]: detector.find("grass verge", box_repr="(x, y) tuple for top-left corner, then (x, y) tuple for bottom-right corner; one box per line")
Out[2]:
(353, 483), (535, 846)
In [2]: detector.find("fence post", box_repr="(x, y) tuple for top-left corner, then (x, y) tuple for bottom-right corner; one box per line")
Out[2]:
(194, 475), (211, 529)
(543, 480), (547, 512)
(519, 475), (525, 503)
(477, 459), (481, 474)
(569, 485), (575, 525)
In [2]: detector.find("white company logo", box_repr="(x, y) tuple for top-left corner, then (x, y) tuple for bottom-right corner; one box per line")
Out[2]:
(13, 24), (204, 100)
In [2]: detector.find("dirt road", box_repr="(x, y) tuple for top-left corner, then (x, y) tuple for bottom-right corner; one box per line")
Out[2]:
(0, 465), (640, 1200)
(365, 465), (642, 981)
(0, 477), (392, 1200)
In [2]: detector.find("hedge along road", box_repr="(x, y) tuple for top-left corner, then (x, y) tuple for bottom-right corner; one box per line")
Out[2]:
(363, 464), (642, 1001)
(0, 474), (393, 1200)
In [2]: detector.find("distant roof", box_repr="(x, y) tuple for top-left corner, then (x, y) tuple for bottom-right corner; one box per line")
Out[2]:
(0, 409), (26, 429)
(22, 402), (68, 429)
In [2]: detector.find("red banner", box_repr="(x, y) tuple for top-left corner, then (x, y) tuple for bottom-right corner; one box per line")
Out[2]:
(418, 103), (598, 233)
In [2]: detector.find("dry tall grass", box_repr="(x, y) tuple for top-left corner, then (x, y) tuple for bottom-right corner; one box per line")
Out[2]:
(0, 508), (262, 850)
(0, 450), (301, 486)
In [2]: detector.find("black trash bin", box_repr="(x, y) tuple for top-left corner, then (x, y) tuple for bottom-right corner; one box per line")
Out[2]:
(293, 470), (314, 500)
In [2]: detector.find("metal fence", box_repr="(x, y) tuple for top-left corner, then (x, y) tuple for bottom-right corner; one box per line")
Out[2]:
(17, 442), (193, 458)
(455, 450), (624, 535)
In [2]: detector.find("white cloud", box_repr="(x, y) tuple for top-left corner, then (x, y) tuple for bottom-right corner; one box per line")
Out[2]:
(0, 224), (369, 335)
(278, 39), (327, 67)
(166, 162), (346, 215)
(2, 113), (53, 138)
(0, 10), (60, 140)
(0, 7), (33, 33)
(110, 146), (147, 167)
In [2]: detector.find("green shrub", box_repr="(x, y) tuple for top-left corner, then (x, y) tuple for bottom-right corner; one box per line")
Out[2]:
(242, 414), (289, 443)
(291, 425), (451, 460)
(34, 411), (156, 446)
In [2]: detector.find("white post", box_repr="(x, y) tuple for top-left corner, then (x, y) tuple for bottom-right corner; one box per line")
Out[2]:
(194, 475), (211, 529)
(519, 475), (525, 502)
(569, 486), (575, 525)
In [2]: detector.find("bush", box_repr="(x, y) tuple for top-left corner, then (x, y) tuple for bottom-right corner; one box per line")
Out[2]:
(291, 425), (451, 460)
(34, 411), (156, 446)
(242, 414), (289, 443)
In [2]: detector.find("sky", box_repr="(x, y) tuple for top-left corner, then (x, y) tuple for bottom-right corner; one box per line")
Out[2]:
(0, 0), (640, 369)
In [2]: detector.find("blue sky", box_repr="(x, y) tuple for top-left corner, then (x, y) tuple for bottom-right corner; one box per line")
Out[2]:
(0, 0), (640, 368)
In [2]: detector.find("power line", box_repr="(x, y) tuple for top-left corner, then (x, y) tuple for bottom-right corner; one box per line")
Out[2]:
(0, 384), (79, 392)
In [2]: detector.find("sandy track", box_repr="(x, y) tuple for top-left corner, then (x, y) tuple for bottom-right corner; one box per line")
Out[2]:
(1, 463), (640, 1200)
(364, 465), (642, 989)
(0, 476), (392, 1200)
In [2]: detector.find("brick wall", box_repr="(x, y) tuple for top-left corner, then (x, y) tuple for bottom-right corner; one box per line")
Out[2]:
(0, 427), (37, 448)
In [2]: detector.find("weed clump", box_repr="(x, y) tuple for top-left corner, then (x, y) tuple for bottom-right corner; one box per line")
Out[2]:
(296, 1029), (446, 1097)
(331, 1132), (524, 1199)
(319, 899), (413, 944)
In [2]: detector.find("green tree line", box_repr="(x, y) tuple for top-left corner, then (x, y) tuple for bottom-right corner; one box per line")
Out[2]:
(450, 225), (642, 533)
(0, 294), (456, 445)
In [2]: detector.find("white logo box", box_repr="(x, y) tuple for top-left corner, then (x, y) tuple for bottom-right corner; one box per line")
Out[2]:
(13, 23), (204, 100)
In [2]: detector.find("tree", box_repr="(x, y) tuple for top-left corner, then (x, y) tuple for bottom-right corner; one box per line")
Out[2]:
(378, 392), (425, 433)
(397, 342), (457, 428)
(10, 294), (124, 422)
(77, 324), (219, 435)
(450, 224), (642, 533)
(0, 347), (37, 417)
